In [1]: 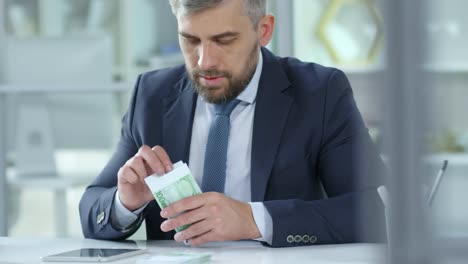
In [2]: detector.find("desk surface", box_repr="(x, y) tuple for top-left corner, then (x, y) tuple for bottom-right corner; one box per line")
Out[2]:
(0, 237), (385, 264)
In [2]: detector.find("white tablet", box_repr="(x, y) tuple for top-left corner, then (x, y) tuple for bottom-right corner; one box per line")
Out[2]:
(41, 248), (147, 262)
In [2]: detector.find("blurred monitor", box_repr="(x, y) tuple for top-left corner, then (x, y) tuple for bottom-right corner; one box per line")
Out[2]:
(3, 36), (119, 175)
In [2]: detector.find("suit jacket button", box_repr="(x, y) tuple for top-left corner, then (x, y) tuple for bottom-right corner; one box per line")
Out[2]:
(294, 235), (302, 243)
(286, 235), (294, 243)
(97, 212), (105, 224)
(310, 235), (317, 243)
(302, 235), (310, 243)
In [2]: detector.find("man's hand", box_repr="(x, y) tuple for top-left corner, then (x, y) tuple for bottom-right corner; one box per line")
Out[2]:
(159, 192), (261, 246)
(117, 145), (173, 211)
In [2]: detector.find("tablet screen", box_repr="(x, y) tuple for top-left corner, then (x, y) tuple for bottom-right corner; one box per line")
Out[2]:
(60, 248), (139, 257)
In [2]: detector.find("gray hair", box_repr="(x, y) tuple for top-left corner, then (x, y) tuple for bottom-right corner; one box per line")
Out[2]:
(169, 0), (266, 27)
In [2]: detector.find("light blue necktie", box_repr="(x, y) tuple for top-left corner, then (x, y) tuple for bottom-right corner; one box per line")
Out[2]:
(202, 99), (241, 193)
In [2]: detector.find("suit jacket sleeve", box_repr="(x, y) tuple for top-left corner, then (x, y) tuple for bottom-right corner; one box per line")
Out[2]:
(79, 75), (143, 240)
(263, 70), (386, 247)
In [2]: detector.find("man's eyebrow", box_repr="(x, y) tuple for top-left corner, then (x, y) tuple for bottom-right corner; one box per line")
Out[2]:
(179, 32), (198, 38)
(211, 31), (240, 39)
(179, 31), (240, 39)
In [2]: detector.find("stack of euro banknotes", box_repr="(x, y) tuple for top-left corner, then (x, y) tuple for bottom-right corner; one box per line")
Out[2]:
(136, 252), (212, 264)
(144, 161), (202, 232)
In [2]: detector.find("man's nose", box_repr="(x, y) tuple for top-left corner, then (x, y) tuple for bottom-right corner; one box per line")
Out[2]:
(197, 43), (219, 71)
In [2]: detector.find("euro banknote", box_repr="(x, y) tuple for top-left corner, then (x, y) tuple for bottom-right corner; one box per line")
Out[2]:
(144, 161), (202, 232)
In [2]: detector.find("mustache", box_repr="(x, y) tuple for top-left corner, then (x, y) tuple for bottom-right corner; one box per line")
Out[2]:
(192, 68), (231, 78)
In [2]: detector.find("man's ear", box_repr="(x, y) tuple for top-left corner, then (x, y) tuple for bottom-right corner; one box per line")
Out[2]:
(257, 15), (275, 47)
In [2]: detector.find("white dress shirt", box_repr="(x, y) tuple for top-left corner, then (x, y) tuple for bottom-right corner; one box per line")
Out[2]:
(112, 50), (273, 244)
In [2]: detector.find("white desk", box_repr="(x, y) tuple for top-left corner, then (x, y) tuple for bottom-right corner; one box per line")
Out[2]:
(0, 84), (131, 236)
(0, 237), (385, 264)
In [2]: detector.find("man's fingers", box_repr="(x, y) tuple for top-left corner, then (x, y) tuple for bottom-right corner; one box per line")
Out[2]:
(127, 156), (147, 181)
(160, 208), (207, 232)
(118, 166), (139, 184)
(161, 194), (206, 218)
(173, 220), (212, 242)
(152, 145), (173, 172)
(117, 144), (175, 189)
(143, 161), (154, 177)
(187, 231), (217, 247)
(137, 145), (165, 175)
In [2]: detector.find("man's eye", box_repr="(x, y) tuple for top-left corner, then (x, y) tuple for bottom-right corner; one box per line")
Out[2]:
(216, 38), (235, 45)
(185, 38), (200, 45)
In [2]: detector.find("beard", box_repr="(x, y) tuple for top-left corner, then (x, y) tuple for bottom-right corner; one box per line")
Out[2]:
(188, 44), (259, 104)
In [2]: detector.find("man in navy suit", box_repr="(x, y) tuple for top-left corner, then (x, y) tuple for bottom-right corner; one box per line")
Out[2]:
(80, 0), (385, 247)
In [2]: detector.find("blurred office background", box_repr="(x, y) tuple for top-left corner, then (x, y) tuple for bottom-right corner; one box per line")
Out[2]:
(0, 0), (467, 262)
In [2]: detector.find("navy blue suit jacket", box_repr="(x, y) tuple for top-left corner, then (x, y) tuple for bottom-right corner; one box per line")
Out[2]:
(79, 48), (385, 247)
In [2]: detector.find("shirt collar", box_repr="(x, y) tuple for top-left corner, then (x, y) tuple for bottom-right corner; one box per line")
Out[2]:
(236, 48), (262, 105)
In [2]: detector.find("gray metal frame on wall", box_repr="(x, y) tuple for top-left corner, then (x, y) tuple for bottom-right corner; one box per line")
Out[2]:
(383, 0), (432, 263)
(0, 0), (8, 236)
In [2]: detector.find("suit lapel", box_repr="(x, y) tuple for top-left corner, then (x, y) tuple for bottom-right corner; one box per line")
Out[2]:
(251, 48), (293, 202)
(162, 74), (197, 164)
